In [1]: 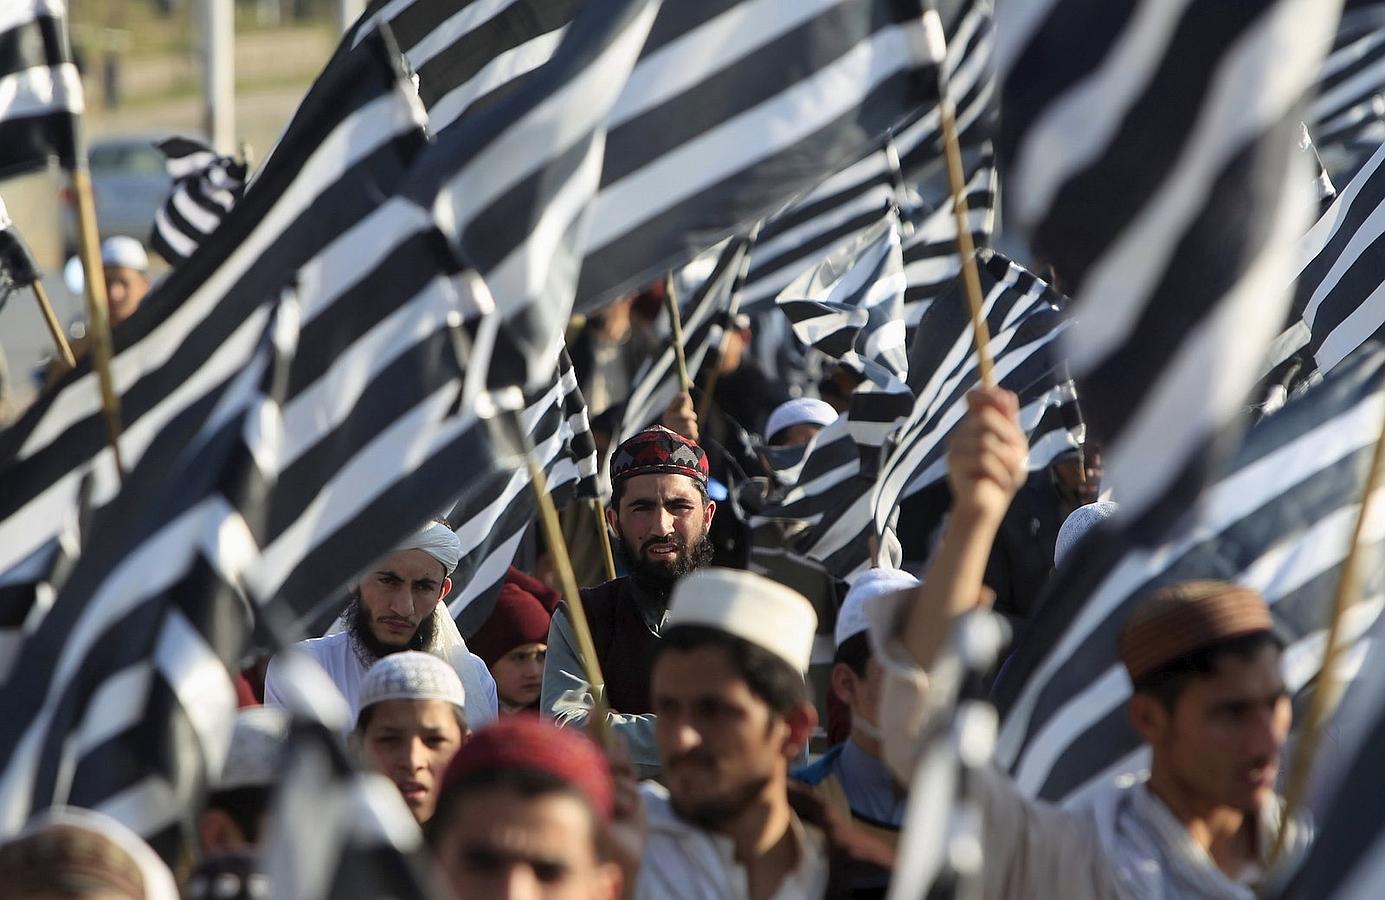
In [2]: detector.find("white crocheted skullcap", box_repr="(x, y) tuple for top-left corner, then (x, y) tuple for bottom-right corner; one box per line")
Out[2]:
(834, 567), (920, 648)
(100, 235), (149, 271)
(357, 651), (466, 719)
(1054, 500), (1119, 566)
(214, 706), (290, 791)
(393, 520), (462, 576)
(765, 398), (838, 443)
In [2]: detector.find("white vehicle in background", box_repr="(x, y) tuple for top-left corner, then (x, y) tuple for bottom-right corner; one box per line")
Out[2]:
(60, 133), (176, 258)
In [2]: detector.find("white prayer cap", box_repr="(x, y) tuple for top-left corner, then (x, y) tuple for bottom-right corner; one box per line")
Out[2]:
(215, 706), (290, 791)
(393, 520), (462, 575)
(765, 398), (838, 443)
(667, 568), (818, 673)
(357, 651), (467, 721)
(100, 235), (149, 271)
(835, 567), (919, 648)
(1055, 500), (1119, 566)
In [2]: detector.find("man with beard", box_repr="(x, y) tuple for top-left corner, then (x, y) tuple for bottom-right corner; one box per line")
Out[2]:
(264, 521), (497, 729)
(638, 567), (828, 899)
(543, 426), (715, 776)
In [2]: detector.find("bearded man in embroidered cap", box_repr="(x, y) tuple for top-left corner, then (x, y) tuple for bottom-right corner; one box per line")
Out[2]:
(543, 425), (715, 776)
(264, 520), (497, 729)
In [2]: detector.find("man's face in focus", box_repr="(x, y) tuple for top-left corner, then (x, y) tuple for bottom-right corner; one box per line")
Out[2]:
(608, 473), (714, 588)
(104, 265), (150, 327)
(433, 787), (621, 900)
(358, 549), (451, 650)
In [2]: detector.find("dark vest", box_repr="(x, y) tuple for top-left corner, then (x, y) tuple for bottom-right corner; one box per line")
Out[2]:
(578, 577), (662, 715)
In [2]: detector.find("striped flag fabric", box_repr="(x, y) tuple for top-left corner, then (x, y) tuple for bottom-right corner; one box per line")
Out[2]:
(1263, 139), (1385, 398)
(0, 0), (82, 178)
(0, 25), (433, 596)
(736, 0), (995, 313)
(992, 342), (1385, 805)
(149, 136), (249, 267)
(1300, 122), (1338, 212)
(998, 0), (1342, 540)
(448, 346), (600, 634)
(611, 236), (751, 446)
(1310, 9), (1385, 152)
(0, 194), (43, 310)
(572, 0), (946, 307)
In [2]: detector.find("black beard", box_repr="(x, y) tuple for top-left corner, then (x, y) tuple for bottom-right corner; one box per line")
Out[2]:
(344, 589), (437, 662)
(669, 773), (771, 830)
(615, 529), (714, 600)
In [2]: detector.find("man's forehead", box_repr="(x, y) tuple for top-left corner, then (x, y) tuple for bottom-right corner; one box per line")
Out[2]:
(619, 472), (702, 501)
(374, 548), (446, 578)
(1186, 645), (1285, 698)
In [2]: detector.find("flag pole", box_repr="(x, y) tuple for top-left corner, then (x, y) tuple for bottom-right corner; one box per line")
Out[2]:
(592, 497), (618, 582)
(70, 165), (125, 477)
(663, 274), (693, 394)
(924, 5), (994, 388)
(522, 438), (614, 751)
(31, 281), (76, 370)
(694, 229), (757, 426)
(1270, 412), (1385, 865)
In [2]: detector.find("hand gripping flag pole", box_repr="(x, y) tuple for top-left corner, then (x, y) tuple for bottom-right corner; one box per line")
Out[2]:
(923, 2), (994, 388)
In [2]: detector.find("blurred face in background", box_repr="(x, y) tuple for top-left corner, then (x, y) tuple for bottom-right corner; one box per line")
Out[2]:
(492, 642), (547, 710)
(104, 265), (149, 327)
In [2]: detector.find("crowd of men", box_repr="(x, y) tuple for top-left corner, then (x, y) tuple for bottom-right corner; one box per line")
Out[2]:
(0, 339), (1304, 898)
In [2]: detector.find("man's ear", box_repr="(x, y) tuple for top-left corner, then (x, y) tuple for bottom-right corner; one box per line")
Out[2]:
(704, 498), (716, 525)
(606, 504), (620, 533)
(781, 702), (819, 759)
(830, 662), (857, 708)
(439, 576), (453, 600)
(1127, 691), (1168, 746)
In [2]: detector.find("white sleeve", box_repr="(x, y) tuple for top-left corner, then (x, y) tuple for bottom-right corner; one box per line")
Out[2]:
(262, 654), (287, 707)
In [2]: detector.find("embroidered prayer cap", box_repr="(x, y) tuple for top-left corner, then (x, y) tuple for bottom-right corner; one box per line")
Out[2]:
(1118, 581), (1274, 682)
(609, 425), (708, 485)
(215, 706), (290, 791)
(1054, 500), (1119, 566)
(392, 519), (462, 576)
(667, 568), (818, 673)
(357, 651), (467, 720)
(440, 717), (614, 823)
(765, 398), (838, 444)
(834, 567), (919, 648)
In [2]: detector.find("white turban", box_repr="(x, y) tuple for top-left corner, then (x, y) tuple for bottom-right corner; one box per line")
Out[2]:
(765, 398), (839, 442)
(835, 567), (920, 648)
(394, 521), (462, 575)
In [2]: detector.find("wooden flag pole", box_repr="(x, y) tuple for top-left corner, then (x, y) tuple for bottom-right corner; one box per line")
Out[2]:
(925, 6), (994, 388)
(695, 330), (728, 427)
(525, 448), (614, 750)
(70, 166), (125, 477)
(592, 497), (618, 582)
(1270, 413), (1385, 866)
(31, 281), (75, 370)
(663, 274), (693, 394)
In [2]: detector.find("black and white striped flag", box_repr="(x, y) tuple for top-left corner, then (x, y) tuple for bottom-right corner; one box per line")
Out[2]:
(0, 26), (433, 594)
(998, 0), (1341, 540)
(1310, 9), (1385, 152)
(992, 342), (1385, 805)
(150, 136), (249, 267)
(0, 194), (43, 310)
(0, 0), (82, 177)
(612, 237), (751, 446)
(1264, 139), (1385, 401)
(737, 0), (995, 313)
(448, 346), (600, 633)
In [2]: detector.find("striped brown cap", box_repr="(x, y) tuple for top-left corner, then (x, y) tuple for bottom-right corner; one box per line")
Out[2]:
(1118, 581), (1273, 682)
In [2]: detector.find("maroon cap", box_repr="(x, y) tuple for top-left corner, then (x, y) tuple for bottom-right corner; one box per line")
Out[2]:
(610, 425), (708, 485)
(468, 567), (561, 667)
(441, 718), (614, 822)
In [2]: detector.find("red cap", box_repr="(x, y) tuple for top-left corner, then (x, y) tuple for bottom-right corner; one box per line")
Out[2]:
(609, 425), (708, 485)
(468, 567), (561, 667)
(440, 718), (614, 822)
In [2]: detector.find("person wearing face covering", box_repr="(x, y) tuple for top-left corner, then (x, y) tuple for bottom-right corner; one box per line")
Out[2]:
(263, 520), (497, 730)
(792, 568), (918, 850)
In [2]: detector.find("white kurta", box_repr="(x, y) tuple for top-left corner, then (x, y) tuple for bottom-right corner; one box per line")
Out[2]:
(263, 630), (498, 729)
(635, 783), (829, 900)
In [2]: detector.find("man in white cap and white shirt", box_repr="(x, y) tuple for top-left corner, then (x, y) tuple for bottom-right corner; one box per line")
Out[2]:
(264, 519), (497, 729)
(764, 398), (838, 448)
(100, 235), (151, 327)
(792, 568), (919, 850)
(638, 567), (828, 900)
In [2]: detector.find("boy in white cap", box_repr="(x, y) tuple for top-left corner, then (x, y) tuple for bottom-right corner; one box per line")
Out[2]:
(792, 568), (919, 848)
(638, 567), (828, 900)
(354, 651), (469, 825)
(100, 235), (151, 327)
(264, 520), (497, 729)
(764, 398), (839, 448)
(199, 707), (290, 858)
